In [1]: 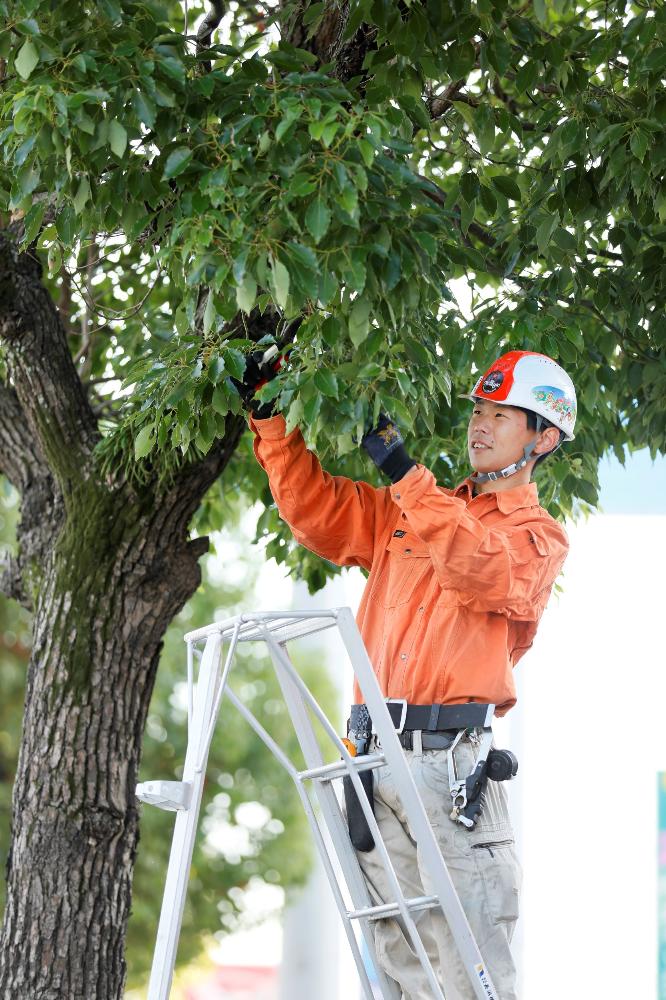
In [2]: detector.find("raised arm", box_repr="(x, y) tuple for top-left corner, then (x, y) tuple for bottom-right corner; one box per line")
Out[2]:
(389, 465), (568, 618)
(250, 414), (390, 570)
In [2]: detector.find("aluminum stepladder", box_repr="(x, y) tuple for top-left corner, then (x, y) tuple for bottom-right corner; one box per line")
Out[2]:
(136, 606), (500, 1000)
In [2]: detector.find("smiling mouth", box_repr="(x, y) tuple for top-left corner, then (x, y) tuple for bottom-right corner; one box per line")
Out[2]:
(471, 442), (492, 450)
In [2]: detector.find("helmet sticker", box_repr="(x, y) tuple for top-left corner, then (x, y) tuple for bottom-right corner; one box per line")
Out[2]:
(532, 385), (576, 424)
(482, 370), (504, 393)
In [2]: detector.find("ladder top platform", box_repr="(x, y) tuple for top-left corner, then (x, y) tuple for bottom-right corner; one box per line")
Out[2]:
(184, 608), (345, 646)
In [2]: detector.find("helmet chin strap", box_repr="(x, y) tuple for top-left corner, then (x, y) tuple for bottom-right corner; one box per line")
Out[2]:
(471, 415), (560, 484)
(471, 438), (540, 484)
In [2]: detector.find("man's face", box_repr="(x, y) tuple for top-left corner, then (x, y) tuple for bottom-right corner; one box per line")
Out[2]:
(467, 398), (535, 475)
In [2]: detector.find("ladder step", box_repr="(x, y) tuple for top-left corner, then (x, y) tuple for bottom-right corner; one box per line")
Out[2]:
(135, 780), (192, 812)
(298, 752), (386, 783)
(348, 895), (440, 922)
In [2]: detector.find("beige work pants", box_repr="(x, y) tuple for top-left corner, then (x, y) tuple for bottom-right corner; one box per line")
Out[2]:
(356, 732), (521, 1000)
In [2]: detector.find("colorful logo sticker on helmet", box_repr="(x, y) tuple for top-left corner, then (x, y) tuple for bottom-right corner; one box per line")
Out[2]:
(482, 370), (504, 393)
(531, 385), (576, 424)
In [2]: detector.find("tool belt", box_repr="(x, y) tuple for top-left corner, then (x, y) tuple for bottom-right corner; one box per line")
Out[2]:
(381, 699), (494, 734)
(343, 701), (492, 851)
(397, 729), (458, 750)
(343, 701), (515, 848)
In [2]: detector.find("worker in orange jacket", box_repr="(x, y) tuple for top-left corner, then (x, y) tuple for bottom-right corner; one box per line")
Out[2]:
(241, 349), (576, 1000)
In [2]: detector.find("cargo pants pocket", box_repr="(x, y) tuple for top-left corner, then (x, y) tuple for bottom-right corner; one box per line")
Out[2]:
(471, 840), (522, 927)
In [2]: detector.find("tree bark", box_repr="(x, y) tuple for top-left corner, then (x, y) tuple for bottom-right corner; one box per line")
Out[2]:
(0, 225), (246, 998)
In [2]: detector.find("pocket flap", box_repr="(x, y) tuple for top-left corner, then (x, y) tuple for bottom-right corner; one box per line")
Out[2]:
(386, 531), (430, 558)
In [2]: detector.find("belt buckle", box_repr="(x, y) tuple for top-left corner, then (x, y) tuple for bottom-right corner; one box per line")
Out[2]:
(384, 698), (408, 735)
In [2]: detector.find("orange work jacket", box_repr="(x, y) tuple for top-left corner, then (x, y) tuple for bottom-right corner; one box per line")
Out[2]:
(250, 413), (569, 717)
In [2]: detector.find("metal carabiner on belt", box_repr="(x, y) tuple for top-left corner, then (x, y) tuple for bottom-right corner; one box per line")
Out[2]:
(447, 727), (494, 829)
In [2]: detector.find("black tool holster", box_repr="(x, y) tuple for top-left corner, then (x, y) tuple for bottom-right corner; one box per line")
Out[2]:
(343, 705), (375, 852)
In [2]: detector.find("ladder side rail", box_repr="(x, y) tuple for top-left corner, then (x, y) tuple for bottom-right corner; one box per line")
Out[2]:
(336, 607), (501, 1000)
(262, 627), (446, 1000)
(222, 686), (378, 1000)
(258, 628), (400, 1000)
(195, 621), (242, 771)
(146, 633), (224, 1000)
(186, 640), (194, 739)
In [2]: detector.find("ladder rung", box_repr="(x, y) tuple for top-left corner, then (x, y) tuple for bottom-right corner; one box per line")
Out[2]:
(298, 752), (386, 783)
(348, 894), (440, 922)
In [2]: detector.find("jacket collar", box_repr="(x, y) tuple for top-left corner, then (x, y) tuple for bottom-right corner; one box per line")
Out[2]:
(454, 477), (540, 513)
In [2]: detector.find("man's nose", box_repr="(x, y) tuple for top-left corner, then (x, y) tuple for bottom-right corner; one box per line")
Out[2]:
(470, 415), (491, 434)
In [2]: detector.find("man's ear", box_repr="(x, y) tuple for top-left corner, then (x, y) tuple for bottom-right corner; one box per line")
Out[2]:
(535, 426), (561, 456)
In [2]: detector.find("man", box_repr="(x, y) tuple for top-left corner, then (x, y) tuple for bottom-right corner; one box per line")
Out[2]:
(241, 348), (575, 999)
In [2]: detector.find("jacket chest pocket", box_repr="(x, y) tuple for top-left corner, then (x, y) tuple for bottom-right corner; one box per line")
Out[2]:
(369, 533), (432, 609)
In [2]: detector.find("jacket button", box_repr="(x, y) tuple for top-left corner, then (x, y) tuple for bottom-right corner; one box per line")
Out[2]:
(400, 653), (407, 660)
(395, 494), (401, 499)
(405, 548), (412, 553)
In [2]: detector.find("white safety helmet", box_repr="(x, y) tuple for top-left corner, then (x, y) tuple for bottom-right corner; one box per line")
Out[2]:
(461, 350), (577, 482)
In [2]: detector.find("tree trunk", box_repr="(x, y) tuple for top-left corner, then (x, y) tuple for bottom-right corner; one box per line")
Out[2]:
(0, 463), (246, 999)
(0, 229), (245, 998)
(0, 465), (235, 998)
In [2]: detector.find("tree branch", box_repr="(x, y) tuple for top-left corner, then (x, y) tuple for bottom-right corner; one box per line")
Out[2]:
(165, 413), (247, 525)
(428, 79), (469, 120)
(0, 226), (99, 493)
(196, 1), (227, 72)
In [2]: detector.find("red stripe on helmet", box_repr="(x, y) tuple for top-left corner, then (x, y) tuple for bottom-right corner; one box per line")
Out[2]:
(472, 350), (544, 402)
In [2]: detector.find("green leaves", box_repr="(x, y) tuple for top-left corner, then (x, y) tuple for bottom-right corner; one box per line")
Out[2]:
(163, 147), (192, 179)
(109, 120), (127, 159)
(630, 129), (650, 162)
(536, 216), (557, 256)
(134, 424), (155, 460)
(305, 197), (331, 243)
(236, 275), (257, 314)
(73, 175), (91, 214)
(15, 39), (39, 80)
(349, 297), (371, 346)
(269, 258), (290, 309)
(2, 0), (659, 535)
(490, 175), (521, 202)
(313, 370), (339, 399)
(132, 90), (157, 129)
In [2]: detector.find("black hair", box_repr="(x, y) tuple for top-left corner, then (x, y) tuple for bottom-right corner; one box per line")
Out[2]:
(517, 407), (563, 471)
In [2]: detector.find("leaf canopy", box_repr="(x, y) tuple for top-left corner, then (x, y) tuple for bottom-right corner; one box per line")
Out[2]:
(1, 0), (665, 591)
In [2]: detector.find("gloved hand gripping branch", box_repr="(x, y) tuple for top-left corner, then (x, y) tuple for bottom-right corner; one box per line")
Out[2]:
(233, 345), (286, 419)
(361, 412), (417, 484)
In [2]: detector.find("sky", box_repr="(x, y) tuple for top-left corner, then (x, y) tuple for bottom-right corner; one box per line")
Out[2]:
(598, 448), (666, 515)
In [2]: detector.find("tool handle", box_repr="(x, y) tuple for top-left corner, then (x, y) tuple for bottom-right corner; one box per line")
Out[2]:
(460, 760), (489, 828)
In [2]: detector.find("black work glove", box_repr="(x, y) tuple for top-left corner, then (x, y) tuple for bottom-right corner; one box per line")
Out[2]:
(232, 346), (286, 419)
(361, 412), (417, 484)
